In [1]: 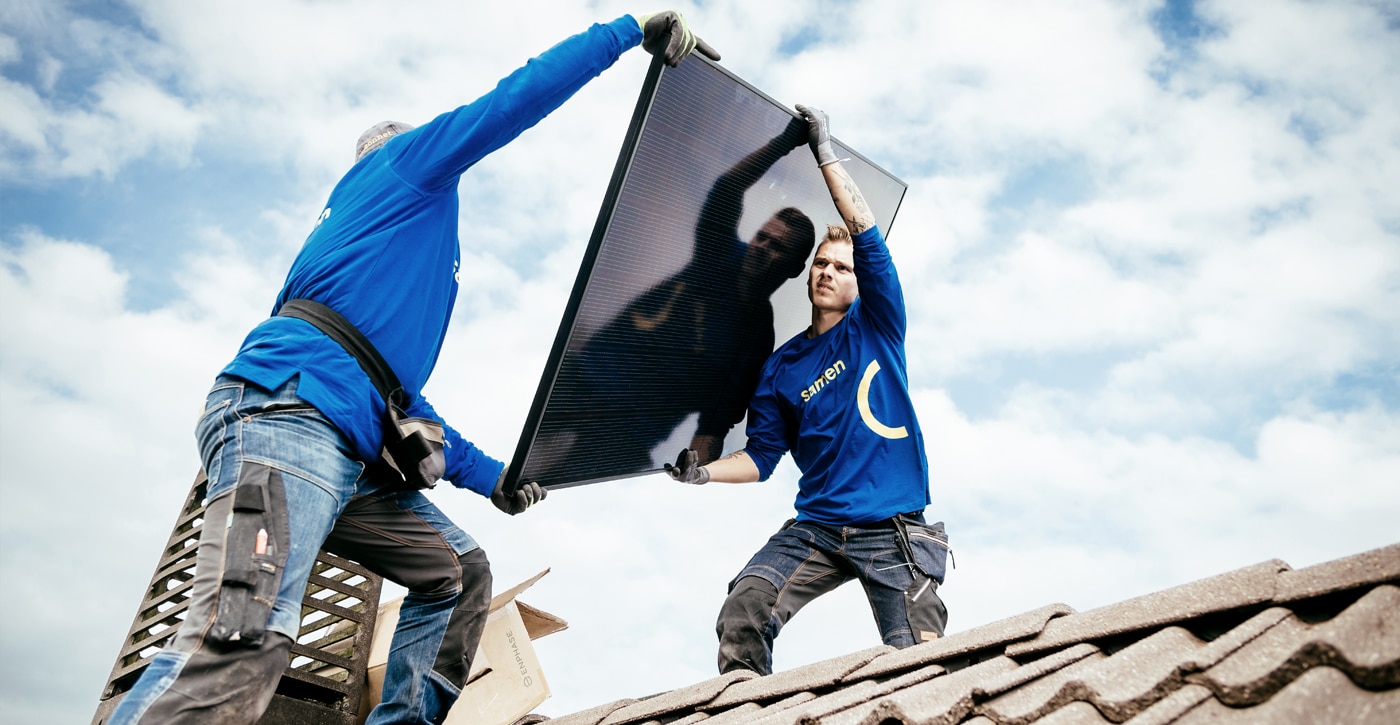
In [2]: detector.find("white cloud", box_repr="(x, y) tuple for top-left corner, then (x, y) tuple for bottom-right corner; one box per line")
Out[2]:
(924, 386), (1400, 611)
(0, 75), (48, 164)
(0, 70), (204, 180)
(0, 231), (279, 721)
(0, 33), (17, 64)
(1199, 0), (1400, 97)
(57, 72), (206, 177)
(914, 231), (1178, 374)
(1, 1), (1397, 722)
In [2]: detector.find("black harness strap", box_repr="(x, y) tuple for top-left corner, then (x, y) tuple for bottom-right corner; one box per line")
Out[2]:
(276, 298), (407, 408)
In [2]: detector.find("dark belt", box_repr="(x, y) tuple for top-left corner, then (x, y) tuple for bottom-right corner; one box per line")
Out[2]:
(848, 510), (924, 529)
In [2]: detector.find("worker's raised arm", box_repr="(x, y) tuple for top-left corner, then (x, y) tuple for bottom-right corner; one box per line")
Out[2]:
(796, 104), (876, 235)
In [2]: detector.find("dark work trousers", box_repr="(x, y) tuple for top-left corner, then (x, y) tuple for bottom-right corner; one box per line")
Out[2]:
(109, 376), (493, 725)
(716, 515), (950, 675)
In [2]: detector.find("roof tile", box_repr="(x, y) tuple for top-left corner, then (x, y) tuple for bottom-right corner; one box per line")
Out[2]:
(681, 700), (762, 725)
(1005, 608), (1290, 722)
(703, 645), (891, 710)
(822, 656), (1022, 725)
(1126, 683), (1214, 725)
(976, 642), (1101, 701)
(1305, 584), (1400, 677)
(597, 670), (754, 725)
(1192, 584), (1400, 705)
(538, 698), (637, 725)
(1021, 629), (1196, 722)
(1273, 543), (1400, 603)
(748, 679), (884, 725)
(746, 662), (946, 725)
(1176, 666), (1400, 724)
(1006, 560), (1290, 658)
(844, 603), (1074, 682)
(702, 692), (815, 725)
(1031, 700), (1112, 724)
(1176, 606), (1293, 670)
(528, 544), (1398, 725)
(976, 649), (1108, 724)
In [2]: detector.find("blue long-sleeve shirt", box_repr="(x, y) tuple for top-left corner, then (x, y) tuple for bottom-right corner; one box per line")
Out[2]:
(743, 226), (932, 525)
(222, 16), (643, 496)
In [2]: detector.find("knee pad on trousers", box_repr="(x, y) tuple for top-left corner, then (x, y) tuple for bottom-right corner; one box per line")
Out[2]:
(904, 575), (948, 643)
(716, 576), (779, 675)
(125, 632), (294, 724)
(720, 575), (779, 621)
(431, 547), (492, 689)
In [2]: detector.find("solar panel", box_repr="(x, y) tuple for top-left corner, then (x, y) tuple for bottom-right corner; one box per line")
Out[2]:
(504, 55), (907, 492)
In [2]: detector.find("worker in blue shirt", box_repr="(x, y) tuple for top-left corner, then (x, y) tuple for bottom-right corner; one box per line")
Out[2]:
(667, 106), (950, 675)
(110, 12), (717, 725)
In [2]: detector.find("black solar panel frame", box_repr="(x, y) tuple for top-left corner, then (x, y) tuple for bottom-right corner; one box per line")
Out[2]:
(504, 54), (907, 493)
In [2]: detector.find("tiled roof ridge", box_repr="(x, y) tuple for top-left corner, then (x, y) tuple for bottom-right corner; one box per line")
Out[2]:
(842, 604), (1077, 684)
(1006, 543), (1400, 659)
(1181, 584), (1400, 706)
(953, 586), (1400, 724)
(521, 543), (1400, 725)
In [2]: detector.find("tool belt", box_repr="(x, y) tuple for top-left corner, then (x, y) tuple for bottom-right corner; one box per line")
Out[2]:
(278, 299), (445, 491)
(892, 514), (954, 580)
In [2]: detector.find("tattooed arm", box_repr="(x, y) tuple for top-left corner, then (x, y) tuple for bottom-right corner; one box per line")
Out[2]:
(820, 160), (876, 235)
(795, 104), (877, 235)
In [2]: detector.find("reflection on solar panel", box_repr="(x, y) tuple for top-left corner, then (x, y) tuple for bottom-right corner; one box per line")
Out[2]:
(505, 55), (907, 492)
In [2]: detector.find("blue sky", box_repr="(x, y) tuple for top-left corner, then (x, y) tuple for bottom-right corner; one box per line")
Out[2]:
(2, 1), (1398, 722)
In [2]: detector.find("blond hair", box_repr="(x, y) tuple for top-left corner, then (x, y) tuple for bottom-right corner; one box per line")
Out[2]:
(821, 224), (852, 247)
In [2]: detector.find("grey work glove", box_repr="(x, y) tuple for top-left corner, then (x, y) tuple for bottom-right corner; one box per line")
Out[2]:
(491, 470), (547, 515)
(664, 448), (710, 485)
(638, 10), (721, 66)
(795, 104), (839, 167)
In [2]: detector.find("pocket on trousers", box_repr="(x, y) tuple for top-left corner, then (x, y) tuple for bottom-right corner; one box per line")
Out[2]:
(208, 464), (288, 647)
(905, 577), (948, 641)
(902, 518), (951, 584)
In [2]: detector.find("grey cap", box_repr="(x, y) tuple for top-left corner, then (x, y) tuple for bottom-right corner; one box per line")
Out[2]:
(355, 121), (415, 161)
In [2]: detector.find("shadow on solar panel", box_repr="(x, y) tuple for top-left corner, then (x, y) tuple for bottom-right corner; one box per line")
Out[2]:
(505, 55), (906, 493)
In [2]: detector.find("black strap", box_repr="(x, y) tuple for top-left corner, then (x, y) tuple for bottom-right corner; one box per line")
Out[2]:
(276, 299), (406, 408)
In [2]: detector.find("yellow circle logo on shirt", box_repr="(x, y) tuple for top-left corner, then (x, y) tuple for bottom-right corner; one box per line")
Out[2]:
(857, 360), (908, 439)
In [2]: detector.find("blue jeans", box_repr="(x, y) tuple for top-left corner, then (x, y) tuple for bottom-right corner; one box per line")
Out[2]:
(716, 515), (950, 674)
(109, 376), (490, 725)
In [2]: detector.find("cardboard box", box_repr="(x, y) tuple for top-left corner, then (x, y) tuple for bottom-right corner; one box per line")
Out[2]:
(359, 569), (567, 725)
